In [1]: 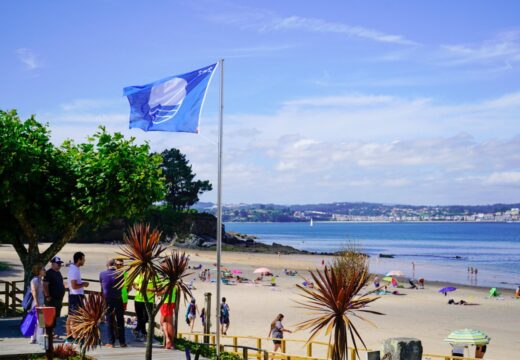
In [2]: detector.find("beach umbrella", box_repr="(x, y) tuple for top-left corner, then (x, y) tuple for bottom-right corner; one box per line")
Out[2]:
(439, 286), (457, 293)
(254, 267), (271, 274)
(382, 276), (393, 282)
(444, 329), (490, 346)
(386, 270), (404, 277)
(231, 269), (242, 275)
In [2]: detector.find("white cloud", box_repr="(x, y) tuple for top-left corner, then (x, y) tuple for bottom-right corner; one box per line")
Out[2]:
(40, 90), (520, 204)
(441, 31), (520, 66)
(16, 48), (41, 70)
(262, 16), (419, 46)
(208, 10), (417, 46)
(484, 171), (520, 186)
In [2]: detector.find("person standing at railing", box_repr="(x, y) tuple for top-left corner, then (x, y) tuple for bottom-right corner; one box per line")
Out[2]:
(115, 259), (130, 311)
(100, 259), (127, 348)
(133, 273), (155, 342)
(158, 266), (177, 350)
(29, 264), (46, 344)
(268, 313), (292, 356)
(66, 252), (89, 343)
(43, 256), (65, 337)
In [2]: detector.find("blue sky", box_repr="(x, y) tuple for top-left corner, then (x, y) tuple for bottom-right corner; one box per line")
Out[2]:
(2, 0), (520, 205)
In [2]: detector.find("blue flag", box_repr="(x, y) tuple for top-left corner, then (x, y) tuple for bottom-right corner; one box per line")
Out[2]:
(124, 63), (217, 133)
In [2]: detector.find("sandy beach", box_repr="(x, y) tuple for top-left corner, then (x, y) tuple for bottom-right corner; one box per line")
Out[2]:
(1, 243), (518, 359)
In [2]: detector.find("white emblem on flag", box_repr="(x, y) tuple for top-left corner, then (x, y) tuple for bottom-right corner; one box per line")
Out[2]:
(148, 77), (188, 124)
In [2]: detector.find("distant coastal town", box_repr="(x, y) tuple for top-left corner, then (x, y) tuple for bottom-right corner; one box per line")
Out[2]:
(194, 201), (520, 223)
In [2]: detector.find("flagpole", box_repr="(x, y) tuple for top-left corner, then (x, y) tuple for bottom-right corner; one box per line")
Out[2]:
(215, 58), (224, 360)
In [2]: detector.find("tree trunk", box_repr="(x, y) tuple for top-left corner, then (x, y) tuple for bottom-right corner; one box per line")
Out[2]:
(333, 319), (347, 360)
(145, 301), (155, 360)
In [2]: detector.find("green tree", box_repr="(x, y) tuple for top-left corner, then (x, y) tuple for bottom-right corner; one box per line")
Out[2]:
(0, 110), (165, 285)
(160, 148), (212, 211)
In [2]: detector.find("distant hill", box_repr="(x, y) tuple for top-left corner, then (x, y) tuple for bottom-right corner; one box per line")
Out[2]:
(192, 201), (520, 222)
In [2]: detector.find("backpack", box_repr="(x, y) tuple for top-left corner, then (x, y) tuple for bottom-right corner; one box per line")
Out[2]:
(21, 285), (33, 312)
(220, 304), (229, 318)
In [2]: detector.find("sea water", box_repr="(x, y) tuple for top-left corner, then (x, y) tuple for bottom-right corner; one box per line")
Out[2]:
(225, 222), (520, 288)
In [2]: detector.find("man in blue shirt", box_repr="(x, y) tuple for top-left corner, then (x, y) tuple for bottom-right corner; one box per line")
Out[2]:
(99, 259), (126, 348)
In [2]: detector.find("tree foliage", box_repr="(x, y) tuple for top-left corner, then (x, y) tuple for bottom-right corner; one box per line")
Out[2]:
(0, 110), (165, 284)
(160, 148), (212, 211)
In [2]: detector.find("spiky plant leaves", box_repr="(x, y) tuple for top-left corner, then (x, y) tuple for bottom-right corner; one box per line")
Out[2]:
(116, 223), (166, 291)
(295, 266), (383, 360)
(156, 252), (193, 306)
(69, 293), (107, 354)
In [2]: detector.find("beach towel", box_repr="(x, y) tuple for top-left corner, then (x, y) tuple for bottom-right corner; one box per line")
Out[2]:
(489, 287), (500, 297)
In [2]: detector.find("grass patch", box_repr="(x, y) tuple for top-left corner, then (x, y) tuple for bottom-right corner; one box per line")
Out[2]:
(154, 335), (242, 360)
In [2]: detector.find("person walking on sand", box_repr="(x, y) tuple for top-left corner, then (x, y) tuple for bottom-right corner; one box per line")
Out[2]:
(220, 297), (230, 335)
(29, 264), (46, 344)
(99, 259), (126, 348)
(269, 314), (292, 355)
(186, 298), (198, 332)
(66, 252), (89, 343)
(43, 256), (65, 336)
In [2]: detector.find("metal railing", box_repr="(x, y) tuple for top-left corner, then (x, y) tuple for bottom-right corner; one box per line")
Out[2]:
(178, 332), (487, 360)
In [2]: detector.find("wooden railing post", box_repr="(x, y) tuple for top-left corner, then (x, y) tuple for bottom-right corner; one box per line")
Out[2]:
(281, 339), (286, 353)
(10, 281), (17, 311)
(211, 335), (216, 345)
(350, 348), (356, 360)
(4, 282), (9, 315)
(256, 338), (262, 360)
(233, 336), (238, 352)
(306, 342), (312, 357)
(194, 334), (199, 343)
(242, 347), (248, 360)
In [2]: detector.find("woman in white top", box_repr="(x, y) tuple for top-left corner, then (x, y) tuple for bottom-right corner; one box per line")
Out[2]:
(30, 264), (46, 344)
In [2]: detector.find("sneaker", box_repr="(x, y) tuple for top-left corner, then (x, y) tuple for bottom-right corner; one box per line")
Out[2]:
(29, 339), (37, 344)
(104, 344), (114, 348)
(120, 344), (128, 348)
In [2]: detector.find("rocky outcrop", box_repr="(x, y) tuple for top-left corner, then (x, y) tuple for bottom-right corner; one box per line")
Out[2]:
(381, 338), (423, 360)
(71, 211), (307, 254)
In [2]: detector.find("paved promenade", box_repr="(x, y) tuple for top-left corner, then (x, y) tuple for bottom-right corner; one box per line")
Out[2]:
(0, 317), (197, 360)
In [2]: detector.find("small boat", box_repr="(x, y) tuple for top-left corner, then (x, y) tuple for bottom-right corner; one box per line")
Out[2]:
(310, 218), (314, 227)
(379, 253), (395, 258)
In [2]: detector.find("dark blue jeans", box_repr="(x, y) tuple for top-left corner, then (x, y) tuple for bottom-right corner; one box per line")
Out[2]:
(106, 298), (126, 345)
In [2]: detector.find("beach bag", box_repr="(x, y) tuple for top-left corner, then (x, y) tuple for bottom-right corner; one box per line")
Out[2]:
(21, 286), (33, 312)
(20, 308), (37, 337)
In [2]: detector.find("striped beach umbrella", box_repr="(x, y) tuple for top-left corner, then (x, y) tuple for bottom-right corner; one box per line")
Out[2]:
(444, 329), (490, 345)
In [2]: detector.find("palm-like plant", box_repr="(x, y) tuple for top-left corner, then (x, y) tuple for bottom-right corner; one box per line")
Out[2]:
(68, 293), (107, 359)
(117, 223), (192, 360)
(295, 265), (383, 360)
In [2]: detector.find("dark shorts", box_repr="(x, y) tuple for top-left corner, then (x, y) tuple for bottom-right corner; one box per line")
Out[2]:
(220, 316), (230, 325)
(273, 339), (282, 345)
(68, 294), (85, 314)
